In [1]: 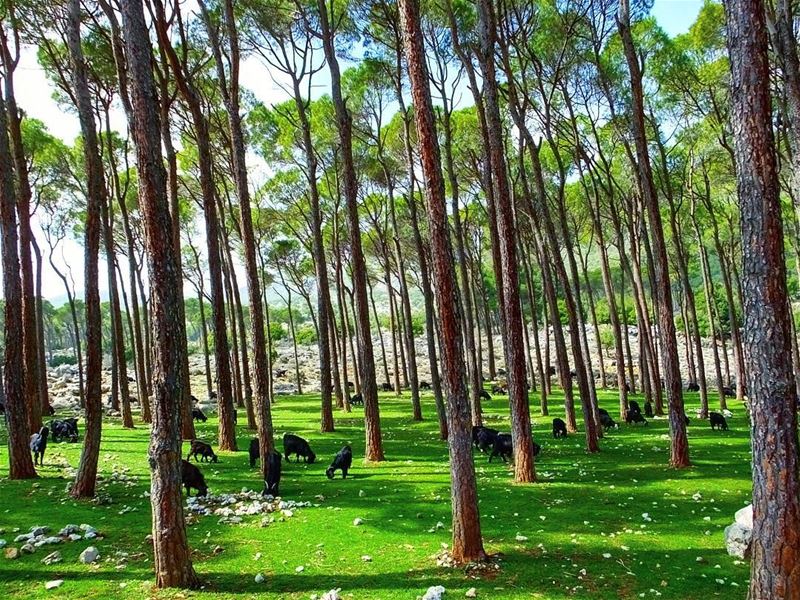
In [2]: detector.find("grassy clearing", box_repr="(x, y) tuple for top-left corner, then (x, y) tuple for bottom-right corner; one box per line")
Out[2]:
(0, 389), (751, 599)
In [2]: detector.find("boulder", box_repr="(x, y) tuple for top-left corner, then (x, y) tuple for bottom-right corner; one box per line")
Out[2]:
(724, 522), (752, 559)
(423, 586), (447, 600)
(79, 546), (99, 564)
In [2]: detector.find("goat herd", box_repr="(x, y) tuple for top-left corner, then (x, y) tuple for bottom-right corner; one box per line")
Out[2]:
(20, 388), (733, 503)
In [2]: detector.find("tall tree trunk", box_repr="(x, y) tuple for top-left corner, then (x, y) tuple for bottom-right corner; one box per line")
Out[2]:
(476, 0), (535, 480)
(318, 0), (383, 460)
(102, 199), (133, 428)
(120, 0), (198, 586)
(153, 0), (235, 450)
(66, 0), (104, 497)
(0, 26), (41, 434)
(399, 0), (486, 560)
(618, 0), (689, 467)
(284, 70), (334, 433)
(0, 91), (36, 479)
(726, 0), (800, 594)
(31, 239), (50, 413)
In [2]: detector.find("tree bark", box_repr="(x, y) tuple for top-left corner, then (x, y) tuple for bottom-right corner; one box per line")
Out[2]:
(120, 0), (198, 587)
(618, 0), (688, 467)
(66, 0), (104, 498)
(399, 0), (486, 561)
(725, 0), (800, 595)
(0, 90), (36, 479)
(317, 0), (383, 461)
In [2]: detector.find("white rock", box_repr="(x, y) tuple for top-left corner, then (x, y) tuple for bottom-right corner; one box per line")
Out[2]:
(321, 588), (341, 600)
(79, 546), (99, 564)
(353, 518), (364, 526)
(515, 534), (528, 542)
(465, 588), (477, 598)
(42, 537), (62, 545)
(45, 580), (64, 590)
(0, 540), (6, 549)
(423, 585), (447, 600)
(254, 573), (265, 584)
(724, 523), (752, 559)
(295, 565), (304, 572)
(735, 505), (753, 530)
(361, 555), (372, 562)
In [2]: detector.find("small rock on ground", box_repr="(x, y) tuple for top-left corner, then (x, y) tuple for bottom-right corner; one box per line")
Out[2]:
(423, 585), (446, 600)
(45, 580), (64, 590)
(79, 546), (99, 564)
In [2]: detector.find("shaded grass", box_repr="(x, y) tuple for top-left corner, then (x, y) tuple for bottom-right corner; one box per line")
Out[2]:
(0, 389), (752, 598)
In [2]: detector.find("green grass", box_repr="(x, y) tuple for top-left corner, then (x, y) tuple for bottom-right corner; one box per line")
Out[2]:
(0, 389), (752, 599)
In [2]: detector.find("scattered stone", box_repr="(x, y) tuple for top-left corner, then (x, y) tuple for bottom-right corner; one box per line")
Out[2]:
(39, 537), (62, 546)
(423, 585), (446, 600)
(59, 525), (80, 537)
(361, 555), (372, 562)
(30, 526), (50, 537)
(353, 518), (364, 526)
(5, 547), (20, 560)
(515, 534), (528, 542)
(14, 534), (32, 543)
(465, 588), (477, 598)
(321, 589), (341, 600)
(20, 543), (36, 554)
(295, 565), (305, 572)
(79, 546), (99, 564)
(254, 573), (265, 584)
(68, 534), (82, 542)
(0, 540), (6, 549)
(42, 551), (62, 565)
(45, 580), (64, 590)
(212, 545), (224, 555)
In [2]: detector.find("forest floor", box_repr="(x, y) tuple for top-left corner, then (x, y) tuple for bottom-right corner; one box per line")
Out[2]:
(0, 389), (751, 599)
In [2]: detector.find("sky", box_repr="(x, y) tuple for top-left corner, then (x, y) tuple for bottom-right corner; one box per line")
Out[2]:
(10, 0), (705, 305)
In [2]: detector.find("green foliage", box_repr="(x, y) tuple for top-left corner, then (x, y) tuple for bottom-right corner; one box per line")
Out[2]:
(295, 323), (317, 345)
(48, 354), (77, 368)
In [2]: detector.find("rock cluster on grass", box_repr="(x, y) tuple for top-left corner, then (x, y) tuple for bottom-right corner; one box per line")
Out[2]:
(724, 504), (753, 559)
(2, 524), (101, 560)
(185, 491), (313, 524)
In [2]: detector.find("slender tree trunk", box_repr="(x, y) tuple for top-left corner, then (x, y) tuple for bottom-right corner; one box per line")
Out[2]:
(102, 199), (133, 428)
(66, 0), (104, 497)
(476, 0), (536, 479)
(0, 91), (36, 479)
(318, 0), (383, 460)
(153, 0), (235, 450)
(400, 0), (486, 559)
(618, 0), (688, 467)
(31, 239), (50, 413)
(1, 30), (41, 434)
